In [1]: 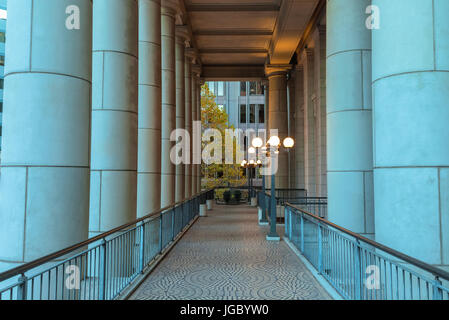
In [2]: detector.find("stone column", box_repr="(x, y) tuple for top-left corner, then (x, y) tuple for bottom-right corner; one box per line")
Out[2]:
(0, 0), (92, 271)
(196, 77), (203, 193)
(265, 65), (291, 188)
(174, 27), (188, 203)
(326, 0), (374, 238)
(314, 26), (327, 197)
(184, 54), (192, 199)
(90, 0), (138, 237)
(302, 49), (316, 196)
(287, 76), (296, 189)
(137, 0), (161, 217)
(372, 0), (449, 267)
(293, 65), (306, 190)
(191, 71), (198, 195)
(160, 1), (178, 207)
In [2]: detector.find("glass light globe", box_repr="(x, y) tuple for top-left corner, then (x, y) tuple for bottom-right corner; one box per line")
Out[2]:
(256, 159), (262, 165)
(248, 147), (256, 154)
(249, 159), (255, 165)
(283, 137), (295, 148)
(252, 137), (263, 148)
(268, 135), (280, 146)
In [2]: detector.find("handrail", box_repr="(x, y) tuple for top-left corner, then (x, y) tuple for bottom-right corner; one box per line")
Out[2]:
(0, 189), (212, 282)
(284, 201), (449, 282)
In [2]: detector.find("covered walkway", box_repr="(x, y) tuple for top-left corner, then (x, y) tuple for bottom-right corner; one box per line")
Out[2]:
(130, 204), (331, 300)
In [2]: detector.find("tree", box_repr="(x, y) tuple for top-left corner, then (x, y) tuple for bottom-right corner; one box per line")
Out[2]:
(201, 83), (246, 189)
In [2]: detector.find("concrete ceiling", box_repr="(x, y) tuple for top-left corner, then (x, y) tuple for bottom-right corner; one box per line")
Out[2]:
(181, 0), (320, 79)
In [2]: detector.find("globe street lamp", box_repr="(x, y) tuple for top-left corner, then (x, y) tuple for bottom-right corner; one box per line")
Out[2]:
(241, 156), (262, 204)
(252, 135), (294, 241)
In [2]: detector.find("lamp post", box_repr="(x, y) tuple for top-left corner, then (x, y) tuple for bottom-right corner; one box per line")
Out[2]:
(241, 156), (261, 204)
(252, 136), (294, 241)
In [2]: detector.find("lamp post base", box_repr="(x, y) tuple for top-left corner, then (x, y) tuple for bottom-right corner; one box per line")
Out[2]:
(266, 235), (281, 241)
(259, 220), (269, 226)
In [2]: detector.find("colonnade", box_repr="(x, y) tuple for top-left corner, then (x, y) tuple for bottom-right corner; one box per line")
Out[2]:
(0, 0), (202, 271)
(264, 0), (449, 270)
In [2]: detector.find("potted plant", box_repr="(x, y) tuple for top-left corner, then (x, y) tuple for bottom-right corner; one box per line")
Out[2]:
(233, 189), (242, 203)
(223, 190), (231, 203)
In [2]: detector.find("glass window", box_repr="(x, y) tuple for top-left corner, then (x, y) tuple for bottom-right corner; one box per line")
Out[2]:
(240, 104), (246, 123)
(250, 82), (264, 95)
(249, 82), (256, 95)
(258, 105), (264, 123)
(217, 82), (224, 96)
(240, 82), (246, 96)
(208, 82), (215, 95)
(249, 104), (255, 123)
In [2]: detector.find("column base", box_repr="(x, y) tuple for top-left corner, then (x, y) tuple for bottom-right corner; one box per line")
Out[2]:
(266, 235), (281, 241)
(199, 204), (207, 217)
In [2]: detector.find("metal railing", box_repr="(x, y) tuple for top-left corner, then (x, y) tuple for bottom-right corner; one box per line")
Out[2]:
(258, 190), (327, 219)
(283, 201), (449, 300)
(0, 190), (213, 300)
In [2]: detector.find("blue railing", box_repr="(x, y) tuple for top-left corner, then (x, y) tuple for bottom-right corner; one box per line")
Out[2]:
(0, 190), (213, 300)
(257, 190), (327, 220)
(283, 201), (449, 300)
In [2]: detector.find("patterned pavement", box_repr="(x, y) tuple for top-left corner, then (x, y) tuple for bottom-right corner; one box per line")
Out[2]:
(130, 204), (331, 300)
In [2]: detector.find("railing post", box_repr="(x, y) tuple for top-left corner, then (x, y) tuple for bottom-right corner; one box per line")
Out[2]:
(159, 214), (163, 252)
(171, 208), (175, 241)
(99, 239), (106, 300)
(300, 214), (304, 252)
(434, 276), (443, 300)
(284, 207), (288, 236)
(354, 240), (362, 300)
(289, 208), (292, 240)
(318, 224), (323, 274)
(16, 274), (27, 300)
(139, 222), (145, 273)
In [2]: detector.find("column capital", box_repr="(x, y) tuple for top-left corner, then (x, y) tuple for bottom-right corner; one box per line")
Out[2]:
(294, 64), (304, 72)
(264, 64), (292, 78)
(317, 24), (326, 35)
(161, 0), (179, 16)
(185, 47), (199, 63)
(175, 25), (190, 44)
(192, 64), (202, 77)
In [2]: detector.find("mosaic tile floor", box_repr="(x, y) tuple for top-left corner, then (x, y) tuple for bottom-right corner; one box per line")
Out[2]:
(130, 204), (331, 300)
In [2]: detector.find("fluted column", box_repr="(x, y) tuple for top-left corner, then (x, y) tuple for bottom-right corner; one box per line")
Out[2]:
(184, 55), (192, 199)
(137, 0), (161, 217)
(160, 1), (177, 207)
(265, 65), (291, 188)
(89, 0), (138, 237)
(326, 0), (374, 238)
(174, 27), (188, 202)
(373, 0), (449, 267)
(0, 0), (92, 271)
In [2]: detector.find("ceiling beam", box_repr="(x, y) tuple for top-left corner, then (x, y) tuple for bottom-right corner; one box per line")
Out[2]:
(199, 48), (268, 54)
(201, 65), (266, 80)
(186, 4), (280, 12)
(295, 0), (326, 57)
(194, 29), (273, 36)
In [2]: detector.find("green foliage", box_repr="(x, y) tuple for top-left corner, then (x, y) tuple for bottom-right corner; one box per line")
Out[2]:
(201, 83), (246, 189)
